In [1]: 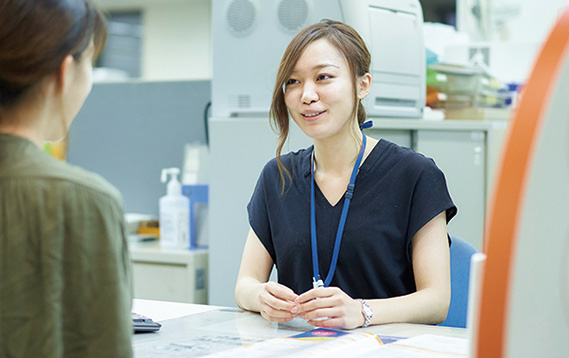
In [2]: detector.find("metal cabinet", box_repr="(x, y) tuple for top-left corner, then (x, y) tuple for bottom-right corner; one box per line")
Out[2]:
(129, 243), (209, 304)
(365, 123), (501, 251)
(415, 130), (487, 250)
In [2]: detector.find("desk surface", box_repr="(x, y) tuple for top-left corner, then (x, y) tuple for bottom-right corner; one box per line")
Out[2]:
(132, 299), (467, 357)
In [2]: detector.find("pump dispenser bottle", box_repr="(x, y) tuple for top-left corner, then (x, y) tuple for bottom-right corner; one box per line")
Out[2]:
(159, 168), (190, 249)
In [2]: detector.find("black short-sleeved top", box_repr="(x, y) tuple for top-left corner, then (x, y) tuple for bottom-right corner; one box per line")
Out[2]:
(247, 139), (457, 299)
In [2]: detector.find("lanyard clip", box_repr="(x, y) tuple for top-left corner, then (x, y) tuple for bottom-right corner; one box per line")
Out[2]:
(313, 277), (324, 289)
(359, 120), (373, 130)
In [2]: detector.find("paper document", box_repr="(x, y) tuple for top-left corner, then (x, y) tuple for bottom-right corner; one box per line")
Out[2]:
(366, 334), (468, 358)
(203, 328), (396, 357)
(133, 308), (467, 358)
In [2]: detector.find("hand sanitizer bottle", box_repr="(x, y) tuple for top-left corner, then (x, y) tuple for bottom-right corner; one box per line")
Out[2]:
(159, 168), (190, 249)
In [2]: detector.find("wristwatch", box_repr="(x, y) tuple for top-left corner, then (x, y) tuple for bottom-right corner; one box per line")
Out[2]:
(357, 299), (373, 328)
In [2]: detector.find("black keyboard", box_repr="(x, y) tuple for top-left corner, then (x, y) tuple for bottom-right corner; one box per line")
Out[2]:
(132, 312), (161, 333)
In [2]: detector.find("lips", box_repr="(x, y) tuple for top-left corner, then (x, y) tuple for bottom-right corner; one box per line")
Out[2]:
(301, 111), (325, 121)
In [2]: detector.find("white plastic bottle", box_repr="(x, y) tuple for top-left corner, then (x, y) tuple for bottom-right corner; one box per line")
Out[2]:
(159, 168), (190, 249)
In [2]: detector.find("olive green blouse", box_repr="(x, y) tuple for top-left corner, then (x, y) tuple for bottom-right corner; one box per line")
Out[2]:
(0, 134), (133, 357)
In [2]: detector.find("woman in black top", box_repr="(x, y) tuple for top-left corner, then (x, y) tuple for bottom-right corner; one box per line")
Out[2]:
(235, 19), (456, 329)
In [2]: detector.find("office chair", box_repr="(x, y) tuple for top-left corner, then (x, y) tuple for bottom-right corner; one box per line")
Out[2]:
(440, 235), (479, 328)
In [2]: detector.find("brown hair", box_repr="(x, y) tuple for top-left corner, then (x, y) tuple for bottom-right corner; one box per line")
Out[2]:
(0, 0), (107, 110)
(270, 19), (371, 191)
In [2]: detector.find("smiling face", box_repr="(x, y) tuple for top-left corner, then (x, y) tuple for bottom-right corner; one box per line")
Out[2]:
(284, 39), (367, 142)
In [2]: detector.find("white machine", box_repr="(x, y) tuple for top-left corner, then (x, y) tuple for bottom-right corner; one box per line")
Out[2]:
(212, 0), (425, 118)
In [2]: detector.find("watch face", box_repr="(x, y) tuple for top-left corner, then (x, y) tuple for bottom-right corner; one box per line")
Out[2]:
(363, 304), (372, 317)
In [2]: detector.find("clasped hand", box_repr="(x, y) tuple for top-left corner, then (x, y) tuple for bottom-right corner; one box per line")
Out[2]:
(257, 282), (364, 329)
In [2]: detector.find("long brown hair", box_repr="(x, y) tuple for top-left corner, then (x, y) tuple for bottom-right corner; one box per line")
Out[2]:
(0, 0), (107, 111)
(270, 19), (371, 192)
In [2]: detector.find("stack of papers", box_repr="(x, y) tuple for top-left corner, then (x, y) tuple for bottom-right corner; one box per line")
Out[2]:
(203, 328), (467, 358)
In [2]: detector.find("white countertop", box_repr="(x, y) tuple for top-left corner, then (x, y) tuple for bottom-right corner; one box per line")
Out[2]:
(133, 298), (222, 322)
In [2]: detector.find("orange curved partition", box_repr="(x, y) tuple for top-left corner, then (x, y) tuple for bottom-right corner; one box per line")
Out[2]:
(476, 8), (569, 358)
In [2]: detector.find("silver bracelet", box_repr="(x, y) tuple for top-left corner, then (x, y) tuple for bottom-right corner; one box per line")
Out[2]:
(357, 298), (373, 328)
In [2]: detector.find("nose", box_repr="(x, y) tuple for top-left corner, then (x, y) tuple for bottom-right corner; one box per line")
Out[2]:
(301, 82), (318, 104)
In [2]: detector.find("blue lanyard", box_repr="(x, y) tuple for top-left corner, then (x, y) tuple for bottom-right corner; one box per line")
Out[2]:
(311, 121), (373, 288)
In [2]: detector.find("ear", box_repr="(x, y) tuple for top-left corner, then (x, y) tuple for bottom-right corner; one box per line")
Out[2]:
(56, 55), (75, 94)
(356, 73), (372, 100)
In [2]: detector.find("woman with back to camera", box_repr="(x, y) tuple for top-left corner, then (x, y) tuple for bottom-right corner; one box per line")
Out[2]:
(235, 19), (457, 329)
(0, 1), (132, 356)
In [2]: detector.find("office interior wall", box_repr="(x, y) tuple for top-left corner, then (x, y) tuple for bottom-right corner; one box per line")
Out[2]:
(93, 0), (212, 80)
(505, 0), (568, 43)
(68, 80), (211, 217)
(90, 0), (569, 82)
(457, 0), (568, 43)
(143, 0), (211, 80)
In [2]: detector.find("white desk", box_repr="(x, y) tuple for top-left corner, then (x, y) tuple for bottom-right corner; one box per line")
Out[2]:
(132, 298), (222, 322)
(132, 299), (468, 357)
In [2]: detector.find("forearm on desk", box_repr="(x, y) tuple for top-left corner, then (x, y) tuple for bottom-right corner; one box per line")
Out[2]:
(367, 211), (450, 325)
(234, 276), (264, 312)
(367, 287), (450, 325)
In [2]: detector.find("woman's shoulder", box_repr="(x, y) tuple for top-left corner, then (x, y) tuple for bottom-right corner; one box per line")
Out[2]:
(28, 154), (122, 206)
(367, 139), (441, 181)
(253, 147), (311, 196)
(52, 160), (123, 203)
(0, 135), (122, 204)
(261, 147), (312, 176)
(379, 139), (437, 169)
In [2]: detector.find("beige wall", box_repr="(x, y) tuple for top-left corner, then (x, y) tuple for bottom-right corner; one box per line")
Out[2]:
(505, 0), (569, 43)
(93, 0), (568, 80)
(457, 0), (569, 42)
(93, 0), (211, 80)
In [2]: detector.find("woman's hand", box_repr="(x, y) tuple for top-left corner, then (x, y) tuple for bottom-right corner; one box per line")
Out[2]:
(293, 287), (364, 329)
(256, 281), (299, 323)
(236, 229), (299, 323)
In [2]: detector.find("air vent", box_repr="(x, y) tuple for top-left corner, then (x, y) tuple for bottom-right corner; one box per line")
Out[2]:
(226, 0), (257, 36)
(277, 0), (310, 33)
(237, 95), (251, 108)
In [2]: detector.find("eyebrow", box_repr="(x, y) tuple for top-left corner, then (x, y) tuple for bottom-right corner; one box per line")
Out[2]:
(291, 63), (340, 74)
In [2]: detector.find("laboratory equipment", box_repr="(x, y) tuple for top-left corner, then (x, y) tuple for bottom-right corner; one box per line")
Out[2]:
(212, 0), (426, 119)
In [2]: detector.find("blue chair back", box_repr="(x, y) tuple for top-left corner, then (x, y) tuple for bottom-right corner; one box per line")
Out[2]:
(440, 235), (479, 328)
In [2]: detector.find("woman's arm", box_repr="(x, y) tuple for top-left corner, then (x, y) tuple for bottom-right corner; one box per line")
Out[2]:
(294, 211), (450, 328)
(235, 227), (299, 322)
(367, 210), (451, 324)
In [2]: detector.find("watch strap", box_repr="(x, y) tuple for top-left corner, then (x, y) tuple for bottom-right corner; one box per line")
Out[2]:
(357, 298), (372, 328)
